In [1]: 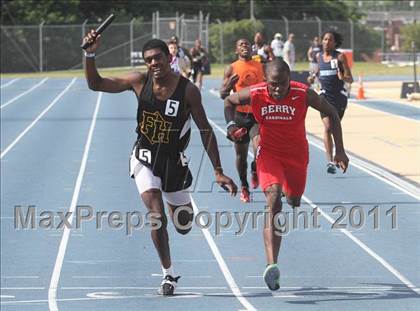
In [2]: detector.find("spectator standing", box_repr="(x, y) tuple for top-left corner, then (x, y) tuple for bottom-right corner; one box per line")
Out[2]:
(283, 33), (295, 70)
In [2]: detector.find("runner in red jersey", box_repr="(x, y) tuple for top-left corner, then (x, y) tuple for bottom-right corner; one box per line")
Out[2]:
(224, 59), (349, 291)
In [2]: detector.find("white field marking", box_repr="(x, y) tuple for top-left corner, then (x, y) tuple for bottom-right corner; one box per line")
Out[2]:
(190, 198), (257, 311)
(1, 292), (214, 305)
(151, 273), (212, 278)
(1, 295), (142, 305)
(1, 78), (48, 109)
(208, 88), (420, 199)
(350, 98), (420, 111)
(206, 117), (420, 296)
(86, 292), (120, 299)
(302, 195), (420, 296)
(0, 78), (20, 89)
(272, 294), (302, 298)
(242, 286), (397, 290)
(350, 100), (418, 122)
(72, 276), (120, 279)
(1, 287), (44, 290)
(48, 92), (102, 311)
(1, 276), (39, 279)
(0, 78), (76, 159)
(307, 136), (420, 200)
(61, 286), (227, 290)
(0, 295), (15, 299)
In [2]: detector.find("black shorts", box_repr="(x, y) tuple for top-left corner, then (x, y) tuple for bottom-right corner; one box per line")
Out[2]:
(131, 142), (192, 193)
(231, 111), (259, 144)
(320, 93), (348, 119)
(192, 62), (204, 82)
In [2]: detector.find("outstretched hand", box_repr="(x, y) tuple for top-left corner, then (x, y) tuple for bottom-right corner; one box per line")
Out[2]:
(334, 151), (349, 173)
(215, 172), (238, 196)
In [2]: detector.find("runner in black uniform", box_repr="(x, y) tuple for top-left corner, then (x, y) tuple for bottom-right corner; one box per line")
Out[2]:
(308, 30), (353, 174)
(82, 32), (237, 296)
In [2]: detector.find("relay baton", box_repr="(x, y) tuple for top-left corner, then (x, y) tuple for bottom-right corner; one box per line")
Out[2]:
(232, 127), (247, 139)
(81, 14), (115, 49)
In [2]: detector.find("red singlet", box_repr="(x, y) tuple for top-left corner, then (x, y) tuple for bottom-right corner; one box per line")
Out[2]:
(250, 81), (310, 195)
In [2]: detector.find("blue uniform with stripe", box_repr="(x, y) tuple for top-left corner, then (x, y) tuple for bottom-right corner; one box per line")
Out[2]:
(318, 50), (348, 118)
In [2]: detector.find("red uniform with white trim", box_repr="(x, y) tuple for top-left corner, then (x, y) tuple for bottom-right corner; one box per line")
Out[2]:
(250, 81), (309, 196)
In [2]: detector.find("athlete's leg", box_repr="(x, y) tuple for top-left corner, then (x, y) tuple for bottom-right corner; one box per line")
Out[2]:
(141, 189), (171, 269)
(285, 195), (302, 207)
(250, 123), (260, 189)
(196, 71), (203, 90)
(321, 115), (334, 163)
(263, 184), (283, 264)
(262, 183), (283, 290)
(167, 202), (194, 235)
(235, 142), (251, 202)
(234, 142), (249, 188)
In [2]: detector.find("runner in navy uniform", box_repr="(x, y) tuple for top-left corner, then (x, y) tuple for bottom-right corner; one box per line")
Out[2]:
(308, 30), (353, 174)
(82, 32), (237, 296)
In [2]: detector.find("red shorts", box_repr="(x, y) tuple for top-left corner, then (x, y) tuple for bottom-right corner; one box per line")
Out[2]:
(257, 148), (309, 197)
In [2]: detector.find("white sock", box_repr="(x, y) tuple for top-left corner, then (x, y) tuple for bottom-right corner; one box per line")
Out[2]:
(162, 266), (175, 277)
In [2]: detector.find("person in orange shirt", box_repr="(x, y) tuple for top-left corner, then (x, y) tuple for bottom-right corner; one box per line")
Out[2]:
(220, 38), (264, 203)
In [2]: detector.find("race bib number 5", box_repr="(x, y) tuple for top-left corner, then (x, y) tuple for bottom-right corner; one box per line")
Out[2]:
(139, 149), (152, 164)
(165, 99), (179, 117)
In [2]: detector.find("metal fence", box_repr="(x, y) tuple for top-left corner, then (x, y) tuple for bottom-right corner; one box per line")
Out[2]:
(0, 14), (399, 73)
(1, 11), (209, 73)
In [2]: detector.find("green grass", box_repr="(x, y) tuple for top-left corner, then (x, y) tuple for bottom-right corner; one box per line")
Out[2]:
(1, 62), (414, 79)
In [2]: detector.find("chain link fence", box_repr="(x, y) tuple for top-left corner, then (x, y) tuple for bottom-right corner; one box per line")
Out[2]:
(0, 14), (396, 73)
(1, 11), (209, 73)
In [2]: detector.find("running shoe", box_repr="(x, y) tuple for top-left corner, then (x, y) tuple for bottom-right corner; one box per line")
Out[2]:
(158, 275), (180, 296)
(263, 264), (280, 291)
(327, 162), (337, 174)
(240, 186), (251, 203)
(251, 161), (259, 189)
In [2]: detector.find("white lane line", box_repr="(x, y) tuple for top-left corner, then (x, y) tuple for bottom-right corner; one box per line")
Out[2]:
(0, 78), (20, 89)
(350, 100), (420, 122)
(302, 195), (420, 296)
(48, 92), (102, 311)
(207, 117), (420, 297)
(307, 135), (420, 201)
(1, 78), (48, 109)
(1, 287), (44, 290)
(242, 286), (398, 289)
(1, 276), (39, 279)
(190, 198), (257, 311)
(0, 78), (76, 159)
(61, 286), (227, 290)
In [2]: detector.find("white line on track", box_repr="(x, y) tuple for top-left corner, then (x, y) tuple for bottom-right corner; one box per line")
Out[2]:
(0, 78), (76, 159)
(306, 135), (420, 201)
(1, 78), (48, 109)
(352, 101), (419, 122)
(48, 92), (102, 311)
(61, 286), (227, 290)
(207, 117), (420, 296)
(0, 78), (20, 89)
(302, 195), (420, 296)
(190, 197), (257, 311)
(350, 97), (420, 111)
(1, 276), (39, 279)
(1, 287), (44, 290)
